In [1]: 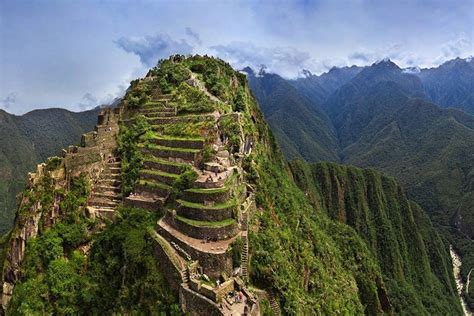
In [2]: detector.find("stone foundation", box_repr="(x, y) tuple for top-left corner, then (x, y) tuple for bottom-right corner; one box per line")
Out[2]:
(167, 215), (239, 241)
(177, 202), (235, 222)
(157, 224), (233, 279)
(181, 188), (231, 204)
(180, 285), (222, 316)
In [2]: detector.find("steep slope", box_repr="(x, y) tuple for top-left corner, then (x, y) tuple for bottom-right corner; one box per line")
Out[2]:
(249, 58), (474, 309)
(291, 65), (362, 104)
(0, 108), (99, 235)
(0, 55), (466, 315)
(289, 160), (461, 315)
(2, 55), (441, 315)
(417, 57), (474, 115)
(244, 68), (339, 162)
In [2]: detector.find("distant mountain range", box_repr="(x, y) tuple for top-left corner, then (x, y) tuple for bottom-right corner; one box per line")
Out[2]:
(245, 57), (474, 309)
(0, 107), (100, 234)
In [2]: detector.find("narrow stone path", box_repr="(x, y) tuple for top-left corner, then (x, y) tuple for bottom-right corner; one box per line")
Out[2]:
(450, 245), (473, 316)
(87, 157), (122, 219)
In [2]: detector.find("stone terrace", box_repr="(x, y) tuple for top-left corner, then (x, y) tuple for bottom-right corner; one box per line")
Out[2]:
(122, 77), (258, 315)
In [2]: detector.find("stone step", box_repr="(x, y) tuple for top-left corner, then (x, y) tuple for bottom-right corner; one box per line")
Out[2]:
(92, 191), (122, 200)
(140, 169), (178, 186)
(98, 179), (121, 186)
(88, 198), (120, 208)
(94, 185), (121, 194)
(99, 172), (122, 180)
(108, 161), (122, 166)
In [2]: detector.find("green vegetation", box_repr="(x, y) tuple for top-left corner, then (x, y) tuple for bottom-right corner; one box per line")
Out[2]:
(177, 199), (235, 210)
(250, 62), (474, 311)
(172, 168), (198, 193)
(172, 82), (215, 114)
(118, 115), (151, 196)
(156, 120), (215, 138)
(150, 58), (191, 94)
(125, 80), (151, 108)
(3, 55), (465, 315)
(289, 160), (462, 315)
(220, 114), (241, 153)
(8, 200), (180, 314)
(8, 175), (93, 315)
(230, 236), (243, 267)
(0, 107), (99, 234)
(175, 215), (235, 228)
(141, 143), (201, 153)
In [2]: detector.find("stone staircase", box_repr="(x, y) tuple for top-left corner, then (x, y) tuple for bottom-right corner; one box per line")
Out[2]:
(88, 157), (122, 219)
(267, 291), (281, 316)
(241, 232), (249, 280)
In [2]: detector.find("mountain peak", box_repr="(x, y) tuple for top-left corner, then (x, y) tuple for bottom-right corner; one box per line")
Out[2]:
(372, 58), (400, 70)
(241, 66), (255, 76)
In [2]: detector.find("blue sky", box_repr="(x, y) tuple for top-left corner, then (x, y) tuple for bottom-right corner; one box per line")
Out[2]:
(0, 0), (473, 114)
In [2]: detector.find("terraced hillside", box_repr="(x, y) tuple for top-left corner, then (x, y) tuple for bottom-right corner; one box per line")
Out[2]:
(0, 55), (462, 315)
(118, 59), (258, 314)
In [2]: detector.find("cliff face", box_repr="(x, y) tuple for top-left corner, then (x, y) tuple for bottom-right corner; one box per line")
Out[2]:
(0, 55), (462, 315)
(289, 161), (461, 315)
(0, 108), (118, 313)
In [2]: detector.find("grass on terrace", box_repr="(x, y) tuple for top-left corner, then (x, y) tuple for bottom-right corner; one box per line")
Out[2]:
(177, 199), (236, 210)
(141, 169), (179, 179)
(175, 215), (235, 228)
(184, 186), (229, 194)
(138, 143), (201, 153)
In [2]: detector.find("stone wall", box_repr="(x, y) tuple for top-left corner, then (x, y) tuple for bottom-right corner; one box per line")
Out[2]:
(157, 224), (233, 279)
(181, 188), (231, 204)
(176, 203), (235, 222)
(168, 215), (238, 241)
(143, 160), (183, 175)
(151, 232), (183, 292)
(149, 138), (204, 150)
(180, 285), (222, 316)
(141, 147), (197, 162)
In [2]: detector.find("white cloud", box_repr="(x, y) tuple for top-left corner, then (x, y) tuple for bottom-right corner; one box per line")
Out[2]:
(115, 33), (194, 67)
(210, 41), (325, 78)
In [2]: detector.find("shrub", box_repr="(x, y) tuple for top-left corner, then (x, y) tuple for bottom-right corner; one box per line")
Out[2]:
(173, 168), (198, 193)
(118, 116), (151, 196)
(172, 82), (215, 114)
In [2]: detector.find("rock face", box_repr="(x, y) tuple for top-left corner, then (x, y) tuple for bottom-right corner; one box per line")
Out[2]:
(0, 108), (119, 312)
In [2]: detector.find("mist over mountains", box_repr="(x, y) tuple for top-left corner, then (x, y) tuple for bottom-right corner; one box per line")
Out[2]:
(246, 56), (474, 309)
